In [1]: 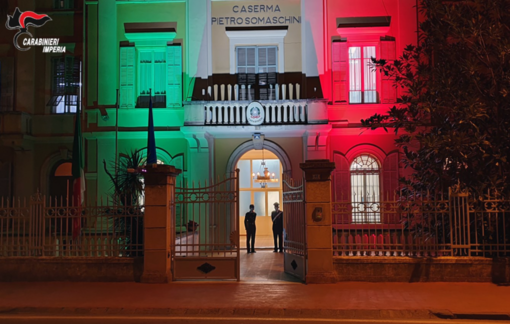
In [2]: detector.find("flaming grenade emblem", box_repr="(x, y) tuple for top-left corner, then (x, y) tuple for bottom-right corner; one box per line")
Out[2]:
(6, 8), (52, 51)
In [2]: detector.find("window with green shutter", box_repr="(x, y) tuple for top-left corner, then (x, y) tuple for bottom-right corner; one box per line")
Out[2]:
(119, 44), (182, 108)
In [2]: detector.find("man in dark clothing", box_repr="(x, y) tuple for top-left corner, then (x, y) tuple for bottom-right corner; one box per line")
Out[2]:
(271, 202), (284, 252)
(244, 204), (257, 253)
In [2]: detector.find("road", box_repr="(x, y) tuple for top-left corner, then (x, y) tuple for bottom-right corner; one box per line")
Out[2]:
(1, 315), (509, 324)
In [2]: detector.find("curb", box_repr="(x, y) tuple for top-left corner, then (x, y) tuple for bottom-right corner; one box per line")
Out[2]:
(1, 307), (509, 320)
(431, 309), (510, 321)
(0, 307), (435, 319)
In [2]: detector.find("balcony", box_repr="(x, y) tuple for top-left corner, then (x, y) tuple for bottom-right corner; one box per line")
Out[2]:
(184, 99), (328, 126)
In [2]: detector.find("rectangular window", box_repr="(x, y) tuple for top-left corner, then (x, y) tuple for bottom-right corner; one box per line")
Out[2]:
(137, 50), (166, 108)
(236, 46), (277, 100)
(237, 156), (282, 217)
(48, 57), (81, 114)
(349, 46), (377, 104)
(120, 44), (182, 109)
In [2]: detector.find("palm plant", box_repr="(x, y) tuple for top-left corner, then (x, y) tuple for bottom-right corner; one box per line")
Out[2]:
(103, 150), (145, 257)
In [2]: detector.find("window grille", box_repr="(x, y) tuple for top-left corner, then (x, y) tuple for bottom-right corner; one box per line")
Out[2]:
(348, 46), (377, 104)
(236, 46), (277, 100)
(47, 57), (81, 114)
(350, 155), (380, 223)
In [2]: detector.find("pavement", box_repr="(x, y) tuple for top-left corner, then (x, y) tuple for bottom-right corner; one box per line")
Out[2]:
(0, 281), (509, 321)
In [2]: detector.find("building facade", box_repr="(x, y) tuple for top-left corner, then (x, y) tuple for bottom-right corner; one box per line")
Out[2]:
(0, 0), (84, 199)
(1, 0), (418, 222)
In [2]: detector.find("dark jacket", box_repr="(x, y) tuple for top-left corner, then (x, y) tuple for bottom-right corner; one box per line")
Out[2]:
(245, 211), (256, 230)
(271, 210), (283, 234)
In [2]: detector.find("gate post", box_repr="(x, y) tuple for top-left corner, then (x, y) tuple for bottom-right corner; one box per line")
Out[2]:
(141, 164), (181, 283)
(300, 159), (336, 283)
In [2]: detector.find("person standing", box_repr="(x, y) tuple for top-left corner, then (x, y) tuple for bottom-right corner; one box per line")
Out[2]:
(244, 204), (257, 253)
(271, 202), (283, 253)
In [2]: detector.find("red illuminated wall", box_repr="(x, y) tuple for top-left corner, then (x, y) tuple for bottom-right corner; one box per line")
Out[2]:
(318, 0), (419, 201)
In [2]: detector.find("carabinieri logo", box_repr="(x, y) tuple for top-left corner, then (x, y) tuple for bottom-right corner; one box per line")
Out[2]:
(6, 7), (65, 53)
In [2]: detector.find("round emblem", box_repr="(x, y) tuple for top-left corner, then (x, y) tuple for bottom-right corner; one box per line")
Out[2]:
(246, 102), (265, 126)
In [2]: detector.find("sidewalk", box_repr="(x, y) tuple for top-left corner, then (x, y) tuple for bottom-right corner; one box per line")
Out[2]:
(0, 281), (509, 320)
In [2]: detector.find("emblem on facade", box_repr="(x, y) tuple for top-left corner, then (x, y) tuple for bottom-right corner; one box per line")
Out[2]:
(246, 102), (265, 126)
(6, 8), (64, 52)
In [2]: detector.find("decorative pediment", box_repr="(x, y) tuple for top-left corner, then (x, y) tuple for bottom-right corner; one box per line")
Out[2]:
(124, 22), (177, 46)
(336, 16), (391, 36)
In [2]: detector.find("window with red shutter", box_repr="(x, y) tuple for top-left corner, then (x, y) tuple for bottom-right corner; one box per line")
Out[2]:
(332, 37), (397, 105)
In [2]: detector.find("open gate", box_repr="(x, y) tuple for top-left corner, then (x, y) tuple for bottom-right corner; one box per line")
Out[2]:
(282, 174), (306, 281)
(172, 171), (240, 280)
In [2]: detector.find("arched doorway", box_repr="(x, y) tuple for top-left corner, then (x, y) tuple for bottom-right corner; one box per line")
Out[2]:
(49, 161), (73, 202)
(227, 141), (301, 283)
(237, 149), (282, 249)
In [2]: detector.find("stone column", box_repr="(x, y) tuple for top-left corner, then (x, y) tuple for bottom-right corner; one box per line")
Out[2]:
(141, 164), (181, 283)
(300, 159), (336, 283)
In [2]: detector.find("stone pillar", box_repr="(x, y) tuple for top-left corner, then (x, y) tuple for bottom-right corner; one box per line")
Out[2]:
(300, 159), (336, 283)
(141, 165), (181, 283)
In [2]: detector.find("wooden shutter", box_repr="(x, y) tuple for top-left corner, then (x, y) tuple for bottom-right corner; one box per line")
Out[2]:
(332, 41), (348, 104)
(380, 39), (397, 104)
(0, 58), (14, 112)
(119, 46), (135, 108)
(383, 151), (399, 224)
(166, 45), (182, 108)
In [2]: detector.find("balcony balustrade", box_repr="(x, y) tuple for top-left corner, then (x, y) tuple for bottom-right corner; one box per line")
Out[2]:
(185, 82), (328, 126)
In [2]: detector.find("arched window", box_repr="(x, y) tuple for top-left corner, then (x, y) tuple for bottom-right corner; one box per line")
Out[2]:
(350, 155), (380, 223)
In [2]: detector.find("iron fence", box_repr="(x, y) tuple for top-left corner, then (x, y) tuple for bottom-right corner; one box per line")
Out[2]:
(173, 172), (239, 258)
(172, 172), (240, 280)
(0, 193), (143, 257)
(332, 188), (510, 258)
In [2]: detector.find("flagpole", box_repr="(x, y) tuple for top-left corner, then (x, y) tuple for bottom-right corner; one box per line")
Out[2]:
(147, 88), (157, 165)
(115, 89), (119, 177)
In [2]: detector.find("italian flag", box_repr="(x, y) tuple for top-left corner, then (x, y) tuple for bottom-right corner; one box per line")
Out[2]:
(72, 111), (85, 239)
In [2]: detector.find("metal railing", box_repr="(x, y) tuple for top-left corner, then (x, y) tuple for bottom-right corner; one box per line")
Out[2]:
(0, 193), (143, 257)
(173, 172), (239, 258)
(206, 82), (300, 102)
(332, 188), (510, 258)
(172, 172), (240, 280)
(282, 175), (305, 256)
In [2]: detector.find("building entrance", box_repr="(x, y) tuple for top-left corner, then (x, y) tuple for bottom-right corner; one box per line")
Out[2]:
(237, 149), (282, 250)
(234, 148), (306, 282)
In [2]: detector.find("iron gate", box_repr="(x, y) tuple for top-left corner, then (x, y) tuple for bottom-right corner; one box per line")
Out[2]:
(172, 171), (240, 280)
(282, 174), (306, 281)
